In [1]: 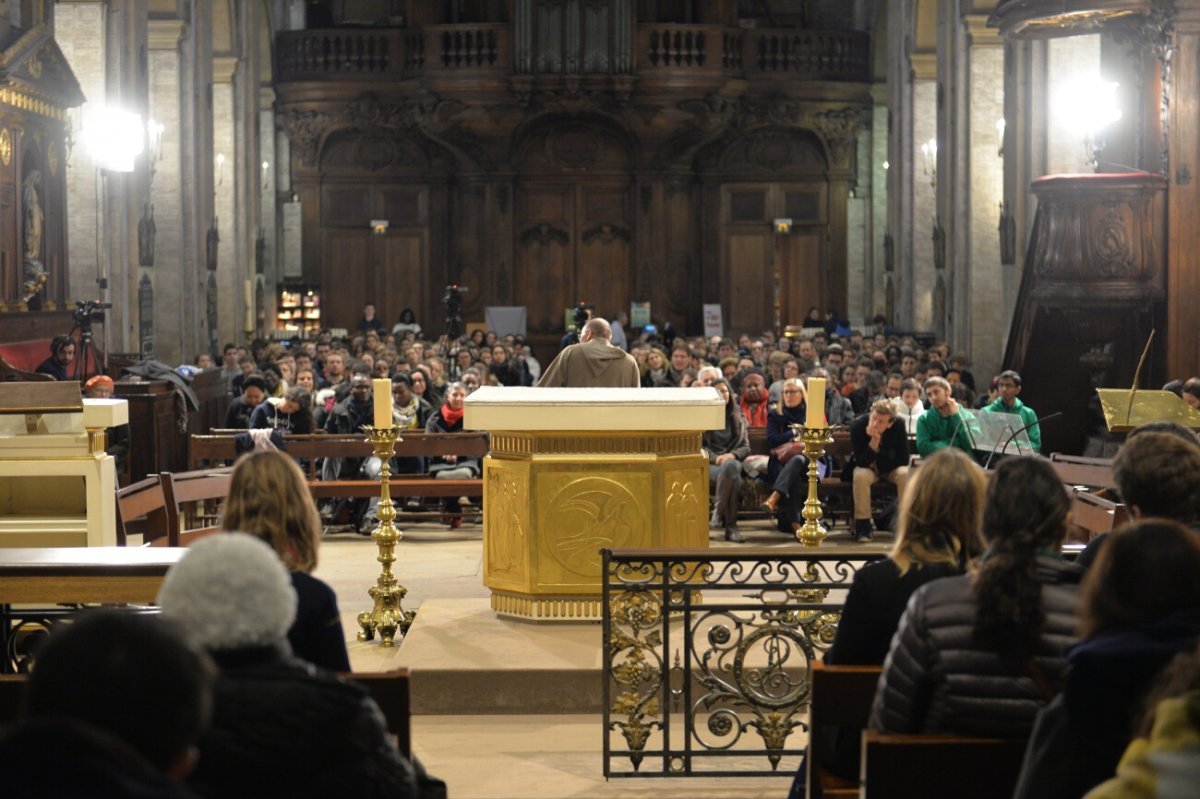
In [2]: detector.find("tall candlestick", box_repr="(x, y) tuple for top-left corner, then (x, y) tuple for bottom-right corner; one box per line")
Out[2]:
(373, 378), (393, 428)
(806, 377), (826, 427)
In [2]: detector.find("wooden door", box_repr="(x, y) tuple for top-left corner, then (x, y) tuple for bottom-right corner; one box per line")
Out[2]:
(375, 233), (427, 329)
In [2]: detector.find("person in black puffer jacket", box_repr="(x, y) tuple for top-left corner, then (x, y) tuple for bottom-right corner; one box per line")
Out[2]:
(157, 534), (441, 799)
(870, 456), (1083, 737)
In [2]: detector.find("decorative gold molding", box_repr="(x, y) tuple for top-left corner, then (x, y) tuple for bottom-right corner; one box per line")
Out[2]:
(964, 14), (1003, 46)
(147, 18), (185, 51)
(488, 431), (702, 457)
(212, 55), (240, 84)
(0, 87), (69, 121)
(0, 129), (10, 166)
(490, 590), (603, 620)
(911, 52), (938, 81)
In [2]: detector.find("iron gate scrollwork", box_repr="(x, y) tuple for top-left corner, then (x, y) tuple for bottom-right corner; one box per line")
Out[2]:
(603, 548), (885, 778)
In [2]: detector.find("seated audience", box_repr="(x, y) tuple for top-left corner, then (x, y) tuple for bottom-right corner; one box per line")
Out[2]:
(1015, 519), (1200, 799)
(249, 385), (314, 434)
(426, 382), (481, 529)
(84, 374), (130, 476)
(221, 449), (350, 672)
(738, 369), (770, 427)
(703, 378), (749, 543)
(223, 375), (267, 430)
(870, 456), (1082, 736)
(761, 377), (809, 533)
(817, 448), (984, 781)
(157, 534), (431, 799)
(1078, 428), (1200, 568)
(915, 375), (980, 457)
(0, 610), (215, 796)
(1085, 642), (1200, 799)
(35, 335), (75, 381)
(980, 370), (1041, 451)
(847, 399), (910, 541)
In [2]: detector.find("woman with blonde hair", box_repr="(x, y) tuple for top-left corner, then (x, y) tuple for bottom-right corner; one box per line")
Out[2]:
(829, 447), (986, 665)
(221, 449), (350, 672)
(816, 448), (986, 781)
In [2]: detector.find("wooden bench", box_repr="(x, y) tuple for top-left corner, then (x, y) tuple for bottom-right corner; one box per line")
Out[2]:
(190, 432), (488, 509)
(860, 730), (1027, 799)
(807, 661), (883, 799)
(348, 668), (412, 758)
(115, 475), (173, 546)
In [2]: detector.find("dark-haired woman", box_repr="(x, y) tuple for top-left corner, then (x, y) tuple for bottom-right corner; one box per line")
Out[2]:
(870, 456), (1083, 737)
(704, 379), (750, 543)
(391, 307), (421, 338)
(1014, 520), (1200, 799)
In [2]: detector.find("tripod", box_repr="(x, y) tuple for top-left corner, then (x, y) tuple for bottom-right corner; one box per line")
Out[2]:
(70, 322), (106, 380)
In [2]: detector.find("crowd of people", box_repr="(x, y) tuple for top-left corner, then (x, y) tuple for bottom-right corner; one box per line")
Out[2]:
(199, 306), (1063, 539)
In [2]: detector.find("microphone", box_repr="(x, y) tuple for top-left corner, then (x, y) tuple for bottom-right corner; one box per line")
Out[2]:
(984, 412), (1063, 470)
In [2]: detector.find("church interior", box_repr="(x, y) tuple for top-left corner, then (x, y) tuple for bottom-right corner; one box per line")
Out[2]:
(2, 1), (1200, 797)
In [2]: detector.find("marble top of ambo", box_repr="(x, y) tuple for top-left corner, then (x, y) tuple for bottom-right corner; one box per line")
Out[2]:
(464, 387), (725, 431)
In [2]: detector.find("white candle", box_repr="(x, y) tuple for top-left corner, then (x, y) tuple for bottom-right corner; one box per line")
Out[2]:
(373, 378), (393, 428)
(806, 377), (826, 427)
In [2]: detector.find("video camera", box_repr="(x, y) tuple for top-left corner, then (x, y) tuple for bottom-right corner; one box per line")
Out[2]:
(572, 301), (591, 329)
(443, 284), (469, 340)
(73, 299), (112, 328)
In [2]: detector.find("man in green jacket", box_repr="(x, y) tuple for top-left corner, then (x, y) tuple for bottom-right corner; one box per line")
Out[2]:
(916, 376), (980, 457)
(982, 370), (1041, 452)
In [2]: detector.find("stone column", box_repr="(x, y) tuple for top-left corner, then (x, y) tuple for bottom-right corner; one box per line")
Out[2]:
(58, 2), (106, 308)
(212, 55), (241, 347)
(148, 17), (185, 363)
(953, 13), (1005, 377)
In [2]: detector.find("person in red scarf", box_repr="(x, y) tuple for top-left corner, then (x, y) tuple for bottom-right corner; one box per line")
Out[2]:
(738, 369), (770, 428)
(425, 383), (482, 528)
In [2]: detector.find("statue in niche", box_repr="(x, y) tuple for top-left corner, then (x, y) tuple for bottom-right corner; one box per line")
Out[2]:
(138, 202), (156, 267)
(22, 170), (47, 302)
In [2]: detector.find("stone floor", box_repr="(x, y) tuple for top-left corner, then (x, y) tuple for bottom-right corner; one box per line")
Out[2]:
(316, 515), (888, 799)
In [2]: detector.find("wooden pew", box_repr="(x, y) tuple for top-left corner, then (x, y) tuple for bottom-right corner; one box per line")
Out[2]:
(0, 674), (25, 727)
(189, 432), (488, 509)
(806, 661), (883, 799)
(115, 476), (174, 547)
(160, 469), (233, 547)
(860, 730), (1027, 799)
(1047, 453), (1127, 540)
(349, 668), (412, 758)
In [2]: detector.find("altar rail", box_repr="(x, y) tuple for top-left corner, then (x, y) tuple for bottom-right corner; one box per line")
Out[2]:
(602, 547), (886, 779)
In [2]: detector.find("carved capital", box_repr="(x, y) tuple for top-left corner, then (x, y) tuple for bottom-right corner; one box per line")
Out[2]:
(802, 107), (871, 166)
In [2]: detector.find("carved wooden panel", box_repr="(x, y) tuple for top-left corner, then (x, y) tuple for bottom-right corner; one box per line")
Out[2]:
(376, 234), (426, 329)
(727, 232), (770, 332)
(785, 189), (823, 224)
(722, 130), (827, 176)
(381, 187), (425, 225)
(321, 231), (370, 330)
(779, 231), (823, 328)
(730, 190), (765, 223)
(322, 185), (372, 227)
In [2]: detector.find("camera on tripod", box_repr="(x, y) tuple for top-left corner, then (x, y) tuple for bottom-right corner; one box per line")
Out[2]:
(443, 284), (469, 340)
(73, 299), (112, 329)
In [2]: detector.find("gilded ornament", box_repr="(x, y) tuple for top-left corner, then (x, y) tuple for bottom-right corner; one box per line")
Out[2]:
(0, 129), (10, 166)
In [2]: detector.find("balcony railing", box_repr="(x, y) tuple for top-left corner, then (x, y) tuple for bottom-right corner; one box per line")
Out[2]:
(276, 24), (868, 85)
(746, 30), (870, 81)
(276, 29), (407, 81)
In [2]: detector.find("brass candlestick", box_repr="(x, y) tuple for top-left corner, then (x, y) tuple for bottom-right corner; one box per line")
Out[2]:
(357, 425), (416, 646)
(793, 424), (841, 547)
